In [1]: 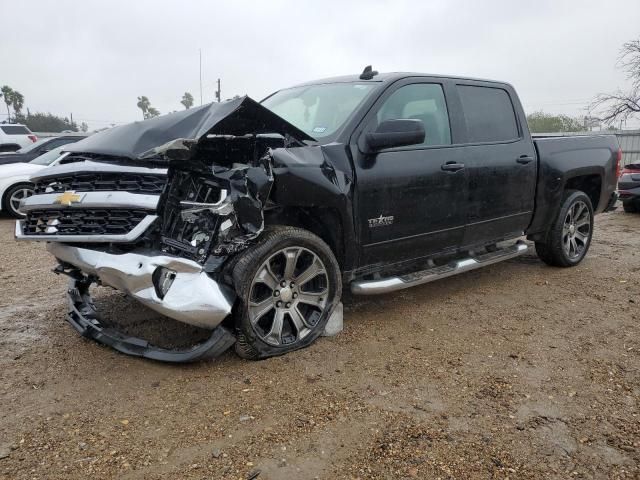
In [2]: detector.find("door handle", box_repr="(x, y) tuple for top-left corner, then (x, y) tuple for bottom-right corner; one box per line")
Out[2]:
(516, 155), (534, 164)
(441, 162), (465, 172)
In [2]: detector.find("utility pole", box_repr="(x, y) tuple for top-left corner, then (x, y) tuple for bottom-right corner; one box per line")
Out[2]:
(199, 49), (203, 106)
(215, 78), (221, 103)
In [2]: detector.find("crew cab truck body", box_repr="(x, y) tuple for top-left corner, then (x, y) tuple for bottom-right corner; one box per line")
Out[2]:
(15, 71), (620, 361)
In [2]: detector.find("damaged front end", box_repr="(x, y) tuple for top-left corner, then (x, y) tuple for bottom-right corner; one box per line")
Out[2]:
(15, 97), (315, 362)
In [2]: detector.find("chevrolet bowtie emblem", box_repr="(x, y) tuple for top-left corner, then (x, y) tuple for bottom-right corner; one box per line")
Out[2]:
(54, 191), (83, 206)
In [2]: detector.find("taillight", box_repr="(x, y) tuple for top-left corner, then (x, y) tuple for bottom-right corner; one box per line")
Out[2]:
(28, 135), (37, 143)
(616, 148), (622, 178)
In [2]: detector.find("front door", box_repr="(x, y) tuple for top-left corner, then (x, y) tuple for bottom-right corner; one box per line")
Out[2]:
(353, 81), (468, 266)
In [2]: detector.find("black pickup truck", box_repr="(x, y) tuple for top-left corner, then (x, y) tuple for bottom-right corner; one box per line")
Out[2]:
(16, 69), (620, 362)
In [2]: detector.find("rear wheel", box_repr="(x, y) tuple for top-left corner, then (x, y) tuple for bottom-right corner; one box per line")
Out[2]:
(232, 226), (342, 360)
(535, 190), (594, 267)
(622, 200), (639, 213)
(2, 183), (34, 218)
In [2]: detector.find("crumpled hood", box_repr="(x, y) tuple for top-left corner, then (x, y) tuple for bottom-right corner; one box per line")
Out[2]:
(65, 96), (315, 160)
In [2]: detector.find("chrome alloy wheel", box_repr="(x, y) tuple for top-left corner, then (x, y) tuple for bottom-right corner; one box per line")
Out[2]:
(10, 187), (34, 215)
(248, 246), (329, 347)
(563, 200), (591, 260)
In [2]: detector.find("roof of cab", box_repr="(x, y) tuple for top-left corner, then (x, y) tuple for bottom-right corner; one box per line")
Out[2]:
(290, 72), (510, 88)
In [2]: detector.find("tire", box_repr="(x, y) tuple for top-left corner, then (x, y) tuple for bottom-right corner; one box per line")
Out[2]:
(535, 190), (594, 267)
(231, 226), (342, 360)
(622, 200), (639, 213)
(2, 182), (34, 218)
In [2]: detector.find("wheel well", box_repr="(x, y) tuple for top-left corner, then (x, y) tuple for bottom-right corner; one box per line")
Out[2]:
(565, 174), (601, 209)
(264, 207), (345, 268)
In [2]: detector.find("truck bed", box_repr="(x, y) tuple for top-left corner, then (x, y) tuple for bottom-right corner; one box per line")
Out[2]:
(526, 133), (619, 237)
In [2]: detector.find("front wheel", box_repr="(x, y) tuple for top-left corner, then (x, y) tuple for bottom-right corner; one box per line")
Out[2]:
(232, 226), (342, 360)
(2, 183), (34, 218)
(535, 190), (594, 267)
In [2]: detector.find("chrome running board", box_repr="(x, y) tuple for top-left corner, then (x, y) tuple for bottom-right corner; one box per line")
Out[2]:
(350, 241), (529, 295)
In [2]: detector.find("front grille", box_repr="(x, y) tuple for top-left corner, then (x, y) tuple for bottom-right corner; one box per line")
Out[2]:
(24, 209), (150, 236)
(34, 173), (166, 195)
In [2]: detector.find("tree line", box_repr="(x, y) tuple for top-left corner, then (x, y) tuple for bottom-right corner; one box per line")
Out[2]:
(1, 85), (198, 132)
(1, 85), (86, 132)
(136, 92), (195, 119)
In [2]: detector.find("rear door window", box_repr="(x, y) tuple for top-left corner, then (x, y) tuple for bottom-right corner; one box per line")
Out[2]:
(1, 125), (30, 135)
(457, 85), (519, 143)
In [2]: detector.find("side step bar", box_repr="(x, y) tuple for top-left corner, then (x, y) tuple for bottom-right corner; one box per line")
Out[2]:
(350, 241), (529, 295)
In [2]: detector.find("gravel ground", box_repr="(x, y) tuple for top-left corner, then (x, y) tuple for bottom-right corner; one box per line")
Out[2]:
(0, 210), (638, 479)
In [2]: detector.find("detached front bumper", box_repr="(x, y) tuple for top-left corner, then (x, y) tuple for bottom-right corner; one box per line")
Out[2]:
(67, 277), (236, 362)
(48, 243), (235, 329)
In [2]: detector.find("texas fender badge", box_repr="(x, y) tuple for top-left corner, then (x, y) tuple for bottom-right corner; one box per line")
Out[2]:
(368, 214), (394, 228)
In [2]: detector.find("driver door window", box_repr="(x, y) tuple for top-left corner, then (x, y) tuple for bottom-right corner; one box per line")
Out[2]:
(375, 83), (451, 147)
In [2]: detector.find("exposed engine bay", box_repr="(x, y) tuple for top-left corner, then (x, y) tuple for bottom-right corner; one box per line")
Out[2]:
(159, 134), (280, 266)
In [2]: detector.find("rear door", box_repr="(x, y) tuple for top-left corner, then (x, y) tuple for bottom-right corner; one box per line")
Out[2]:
(454, 82), (537, 245)
(352, 78), (469, 265)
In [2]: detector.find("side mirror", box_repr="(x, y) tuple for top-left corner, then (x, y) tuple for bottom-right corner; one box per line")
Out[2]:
(364, 119), (425, 152)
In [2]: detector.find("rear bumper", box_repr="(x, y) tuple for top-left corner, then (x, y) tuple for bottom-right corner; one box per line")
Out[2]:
(48, 243), (234, 329)
(618, 186), (640, 201)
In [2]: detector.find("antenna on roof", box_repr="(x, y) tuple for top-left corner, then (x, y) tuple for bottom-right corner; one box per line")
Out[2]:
(359, 65), (378, 80)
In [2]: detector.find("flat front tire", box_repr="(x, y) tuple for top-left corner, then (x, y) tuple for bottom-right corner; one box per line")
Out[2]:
(535, 190), (594, 267)
(232, 226), (342, 360)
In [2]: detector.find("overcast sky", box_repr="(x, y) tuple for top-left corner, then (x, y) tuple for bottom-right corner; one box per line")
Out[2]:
(2, 0), (639, 130)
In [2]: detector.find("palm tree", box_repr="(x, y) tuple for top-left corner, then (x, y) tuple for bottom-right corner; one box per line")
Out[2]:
(136, 96), (150, 120)
(147, 107), (160, 118)
(1, 86), (14, 122)
(180, 92), (194, 109)
(10, 90), (24, 115)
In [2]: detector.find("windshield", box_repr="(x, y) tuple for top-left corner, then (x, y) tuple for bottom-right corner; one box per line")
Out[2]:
(262, 82), (377, 139)
(30, 147), (66, 166)
(15, 138), (49, 153)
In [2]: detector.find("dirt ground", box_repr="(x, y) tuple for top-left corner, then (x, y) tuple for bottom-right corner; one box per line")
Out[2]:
(0, 209), (638, 480)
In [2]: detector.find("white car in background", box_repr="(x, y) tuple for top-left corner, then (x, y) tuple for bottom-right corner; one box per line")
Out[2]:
(0, 146), (67, 218)
(0, 124), (37, 152)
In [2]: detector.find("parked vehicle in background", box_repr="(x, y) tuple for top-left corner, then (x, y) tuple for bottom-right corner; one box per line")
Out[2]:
(0, 135), (87, 165)
(0, 124), (37, 152)
(618, 162), (640, 213)
(0, 147), (68, 218)
(15, 70), (620, 362)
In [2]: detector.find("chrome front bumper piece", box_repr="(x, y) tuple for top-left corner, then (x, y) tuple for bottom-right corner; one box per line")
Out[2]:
(48, 243), (234, 329)
(15, 160), (167, 243)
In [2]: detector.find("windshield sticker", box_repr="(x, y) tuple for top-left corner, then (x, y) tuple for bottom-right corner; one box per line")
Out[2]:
(313, 126), (327, 133)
